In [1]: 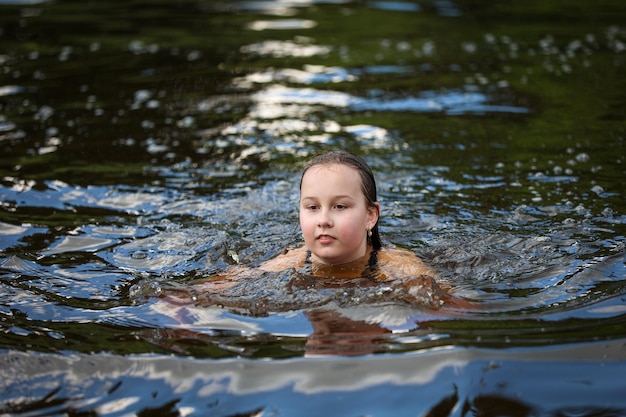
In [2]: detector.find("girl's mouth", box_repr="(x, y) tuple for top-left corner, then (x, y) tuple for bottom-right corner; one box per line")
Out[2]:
(317, 234), (335, 244)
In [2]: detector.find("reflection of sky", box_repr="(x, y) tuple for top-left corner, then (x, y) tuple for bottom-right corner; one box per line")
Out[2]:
(240, 40), (331, 57)
(234, 65), (417, 85)
(212, 63), (529, 160)
(3, 340), (625, 401)
(235, 0), (334, 15)
(247, 19), (317, 30)
(233, 61), (529, 115)
(0, 181), (167, 212)
(251, 85), (529, 115)
(234, 0), (460, 16)
(368, 1), (421, 12)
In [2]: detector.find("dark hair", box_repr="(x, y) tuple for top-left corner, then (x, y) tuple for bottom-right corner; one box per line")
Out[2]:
(300, 151), (382, 249)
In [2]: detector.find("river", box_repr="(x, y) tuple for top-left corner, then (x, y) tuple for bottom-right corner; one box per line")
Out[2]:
(1, 0), (625, 416)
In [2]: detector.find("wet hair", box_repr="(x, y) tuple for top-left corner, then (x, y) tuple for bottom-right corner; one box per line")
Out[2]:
(300, 150), (383, 249)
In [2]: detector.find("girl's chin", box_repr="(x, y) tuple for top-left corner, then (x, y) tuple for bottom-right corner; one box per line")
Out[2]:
(311, 250), (342, 265)
(311, 249), (361, 266)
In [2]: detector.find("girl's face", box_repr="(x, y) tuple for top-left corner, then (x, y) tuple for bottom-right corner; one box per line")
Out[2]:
(299, 163), (379, 265)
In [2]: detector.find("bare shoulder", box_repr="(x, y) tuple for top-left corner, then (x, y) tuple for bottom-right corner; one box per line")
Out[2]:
(259, 246), (308, 272)
(377, 246), (437, 278)
(377, 247), (472, 309)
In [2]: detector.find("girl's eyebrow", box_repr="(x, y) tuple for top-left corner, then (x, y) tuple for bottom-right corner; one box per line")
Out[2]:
(301, 195), (355, 201)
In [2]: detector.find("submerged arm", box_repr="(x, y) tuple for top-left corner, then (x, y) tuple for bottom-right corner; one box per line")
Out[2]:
(258, 246), (308, 272)
(161, 246), (306, 306)
(379, 247), (472, 310)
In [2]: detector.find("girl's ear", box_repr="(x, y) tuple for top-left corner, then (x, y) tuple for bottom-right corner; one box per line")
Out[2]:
(367, 202), (380, 228)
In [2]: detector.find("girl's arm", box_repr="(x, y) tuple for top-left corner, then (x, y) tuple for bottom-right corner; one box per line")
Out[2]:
(379, 247), (474, 310)
(258, 246), (308, 272)
(378, 247), (438, 278)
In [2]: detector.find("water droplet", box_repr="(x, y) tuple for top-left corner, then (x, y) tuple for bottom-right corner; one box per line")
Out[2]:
(187, 50), (202, 61)
(131, 251), (149, 260)
(177, 116), (195, 128)
(576, 152), (590, 162)
(591, 185), (604, 195)
(462, 42), (477, 54)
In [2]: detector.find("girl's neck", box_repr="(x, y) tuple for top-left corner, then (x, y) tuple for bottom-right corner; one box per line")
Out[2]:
(305, 246), (378, 278)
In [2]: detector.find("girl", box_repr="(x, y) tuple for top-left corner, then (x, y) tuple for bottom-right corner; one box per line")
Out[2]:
(190, 150), (455, 310)
(260, 150), (436, 279)
(152, 151), (464, 355)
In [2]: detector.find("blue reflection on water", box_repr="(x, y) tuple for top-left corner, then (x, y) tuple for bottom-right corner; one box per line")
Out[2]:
(252, 85), (529, 114)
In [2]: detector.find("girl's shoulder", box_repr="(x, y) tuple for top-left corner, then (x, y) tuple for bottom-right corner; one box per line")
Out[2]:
(377, 246), (437, 278)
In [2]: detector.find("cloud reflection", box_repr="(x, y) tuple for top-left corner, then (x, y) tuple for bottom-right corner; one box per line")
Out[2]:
(251, 84), (528, 115)
(240, 39), (331, 57)
(247, 19), (317, 30)
(3, 339), (625, 399)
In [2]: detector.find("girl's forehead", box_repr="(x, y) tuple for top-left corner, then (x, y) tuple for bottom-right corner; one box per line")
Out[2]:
(304, 163), (359, 177)
(301, 163), (364, 196)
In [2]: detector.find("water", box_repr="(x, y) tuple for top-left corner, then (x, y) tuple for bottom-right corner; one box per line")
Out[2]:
(1, 0), (625, 415)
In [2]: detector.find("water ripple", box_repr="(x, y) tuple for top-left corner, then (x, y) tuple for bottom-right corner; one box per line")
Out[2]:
(251, 85), (529, 114)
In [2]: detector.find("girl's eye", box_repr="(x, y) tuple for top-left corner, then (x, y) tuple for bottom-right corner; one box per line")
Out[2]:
(334, 204), (348, 210)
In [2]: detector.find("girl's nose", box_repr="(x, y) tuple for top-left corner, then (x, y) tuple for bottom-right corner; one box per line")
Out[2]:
(318, 208), (333, 228)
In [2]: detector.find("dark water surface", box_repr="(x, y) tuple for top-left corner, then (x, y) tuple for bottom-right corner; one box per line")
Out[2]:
(1, 0), (625, 416)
